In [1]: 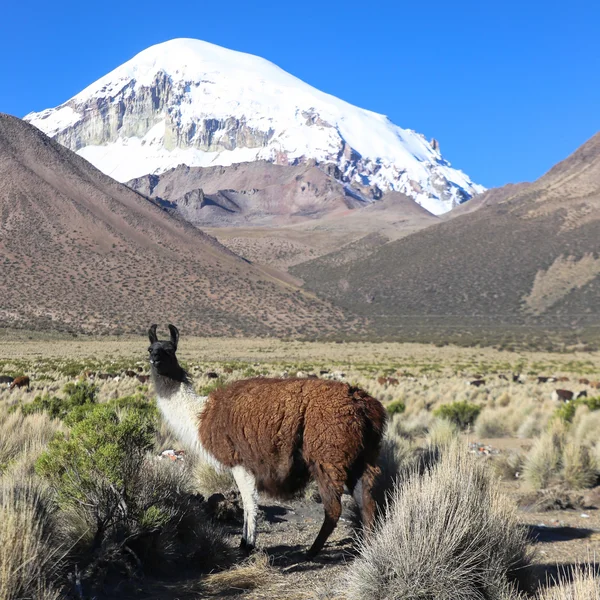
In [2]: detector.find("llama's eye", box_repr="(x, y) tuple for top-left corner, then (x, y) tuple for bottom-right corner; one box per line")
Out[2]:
(147, 347), (152, 353)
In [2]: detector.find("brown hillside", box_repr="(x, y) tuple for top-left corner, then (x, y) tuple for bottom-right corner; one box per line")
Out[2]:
(128, 164), (438, 268)
(292, 132), (600, 334)
(0, 114), (355, 336)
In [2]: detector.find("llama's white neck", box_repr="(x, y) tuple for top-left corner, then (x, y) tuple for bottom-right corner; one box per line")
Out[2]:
(155, 382), (224, 469)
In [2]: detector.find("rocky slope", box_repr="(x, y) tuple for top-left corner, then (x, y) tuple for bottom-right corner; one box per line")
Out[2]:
(127, 160), (368, 226)
(0, 113), (354, 336)
(292, 132), (600, 334)
(25, 38), (484, 215)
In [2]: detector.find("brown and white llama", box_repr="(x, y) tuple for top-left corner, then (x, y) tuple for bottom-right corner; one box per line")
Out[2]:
(148, 324), (386, 558)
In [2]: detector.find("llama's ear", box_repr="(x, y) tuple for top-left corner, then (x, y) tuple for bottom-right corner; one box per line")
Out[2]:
(168, 324), (179, 350)
(148, 324), (158, 344)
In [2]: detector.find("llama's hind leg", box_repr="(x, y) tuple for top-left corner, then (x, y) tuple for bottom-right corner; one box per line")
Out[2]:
(232, 466), (258, 552)
(307, 465), (344, 559)
(357, 462), (380, 535)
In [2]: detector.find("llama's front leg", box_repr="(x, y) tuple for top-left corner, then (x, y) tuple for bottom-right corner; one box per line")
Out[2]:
(232, 465), (258, 552)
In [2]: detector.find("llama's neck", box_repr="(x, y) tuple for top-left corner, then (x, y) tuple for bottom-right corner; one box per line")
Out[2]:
(152, 375), (223, 469)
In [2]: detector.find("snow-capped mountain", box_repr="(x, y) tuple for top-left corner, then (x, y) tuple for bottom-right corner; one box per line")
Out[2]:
(25, 38), (485, 215)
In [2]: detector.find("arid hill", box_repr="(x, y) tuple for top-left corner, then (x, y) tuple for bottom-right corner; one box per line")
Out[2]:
(292, 132), (600, 335)
(128, 164), (439, 268)
(0, 114), (354, 336)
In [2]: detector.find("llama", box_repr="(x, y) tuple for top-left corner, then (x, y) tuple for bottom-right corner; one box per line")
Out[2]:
(148, 324), (386, 558)
(9, 376), (30, 390)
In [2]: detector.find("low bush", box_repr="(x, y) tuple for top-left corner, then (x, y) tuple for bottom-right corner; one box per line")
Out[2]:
(433, 401), (481, 430)
(562, 442), (598, 490)
(21, 381), (98, 421)
(522, 425), (564, 490)
(35, 402), (230, 589)
(385, 400), (405, 416)
(536, 563), (600, 599)
(426, 418), (459, 448)
(554, 396), (600, 424)
(345, 443), (533, 599)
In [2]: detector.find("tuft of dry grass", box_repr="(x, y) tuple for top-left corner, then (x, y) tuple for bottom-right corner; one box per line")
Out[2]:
(0, 475), (62, 600)
(0, 408), (62, 475)
(562, 442), (598, 490)
(426, 417), (460, 448)
(193, 462), (237, 497)
(536, 564), (600, 600)
(522, 423), (565, 490)
(202, 552), (283, 595)
(345, 442), (533, 600)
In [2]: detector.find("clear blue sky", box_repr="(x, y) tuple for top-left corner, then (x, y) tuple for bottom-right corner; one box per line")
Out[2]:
(2, 0), (598, 188)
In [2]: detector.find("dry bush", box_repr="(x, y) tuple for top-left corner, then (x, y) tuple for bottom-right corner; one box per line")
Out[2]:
(391, 410), (433, 438)
(345, 442), (533, 600)
(0, 407), (62, 475)
(522, 411), (599, 490)
(493, 452), (525, 481)
(0, 475), (62, 600)
(426, 418), (460, 448)
(373, 431), (417, 506)
(562, 442), (598, 490)
(475, 408), (511, 438)
(572, 406), (600, 449)
(536, 564), (600, 600)
(522, 423), (565, 490)
(193, 462), (237, 497)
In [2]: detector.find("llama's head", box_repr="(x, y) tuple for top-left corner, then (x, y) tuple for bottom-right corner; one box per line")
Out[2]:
(147, 324), (182, 379)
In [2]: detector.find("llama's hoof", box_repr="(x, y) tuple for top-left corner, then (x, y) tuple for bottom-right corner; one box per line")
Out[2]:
(239, 539), (255, 555)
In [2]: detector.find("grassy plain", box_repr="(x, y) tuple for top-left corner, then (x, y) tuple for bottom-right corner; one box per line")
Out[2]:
(1, 336), (599, 598)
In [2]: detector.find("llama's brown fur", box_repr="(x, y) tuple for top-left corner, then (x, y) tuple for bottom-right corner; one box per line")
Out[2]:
(199, 377), (386, 556)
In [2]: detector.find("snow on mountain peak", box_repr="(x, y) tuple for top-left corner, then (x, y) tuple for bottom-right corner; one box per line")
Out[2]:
(25, 38), (485, 214)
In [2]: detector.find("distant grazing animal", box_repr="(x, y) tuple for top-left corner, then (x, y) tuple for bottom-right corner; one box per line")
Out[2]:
(125, 370), (137, 378)
(537, 376), (556, 384)
(377, 376), (399, 386)
(512, 373), (523, 383)
(556, 376), (570, 383)
(498, 374), (508, 381)
(136, 374), (150, 384)
(552, 389), (574, 402)
(469, 379), (486, 387)
(551, 389), (587, 402)
(590, 381), (600, 390)
(10, 376), (30, 390)
(205, 371), (219, 379)
(148, 324), (386, 558)
(0, 375), (14, 387)
(579, 378), (590, 385)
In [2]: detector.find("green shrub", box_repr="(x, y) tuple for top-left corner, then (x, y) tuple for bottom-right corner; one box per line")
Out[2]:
(199, 379), (226, 396)
(554, 396), (600, 424)
(386, 400), (406, 416)
(35, 402), (229, 585)
(36, 403), (156, 506)
(433, 401), (481, 430)
(22, 381), (98, 421)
